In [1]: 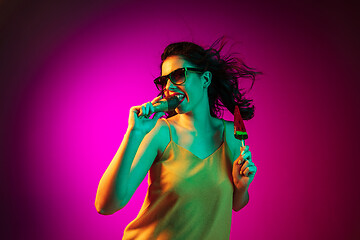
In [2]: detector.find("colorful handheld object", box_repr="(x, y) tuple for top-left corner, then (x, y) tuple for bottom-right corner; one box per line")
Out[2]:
(152, 93), (185, 112)
(234, 105), (248, 147)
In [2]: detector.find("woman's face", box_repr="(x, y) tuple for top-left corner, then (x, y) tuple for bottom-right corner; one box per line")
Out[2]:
(161, 56), (206, 114)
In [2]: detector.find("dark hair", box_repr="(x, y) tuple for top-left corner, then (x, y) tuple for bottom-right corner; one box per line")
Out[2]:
(159, 37), (261, 120)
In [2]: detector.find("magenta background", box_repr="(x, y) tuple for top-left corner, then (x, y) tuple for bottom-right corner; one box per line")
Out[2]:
(1, 0), (359, 239)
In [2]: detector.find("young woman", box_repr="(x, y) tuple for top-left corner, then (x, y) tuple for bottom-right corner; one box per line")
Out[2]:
(95, 38), (260, 239)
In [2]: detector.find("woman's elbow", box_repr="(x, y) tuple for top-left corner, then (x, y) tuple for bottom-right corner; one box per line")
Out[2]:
(95, 200), (111, 215)
(232, 200), (249, 212)
(95, 204), (119, 215)
(232, 205), (241, 212)
(96, 208), (116, 215)
(95, 198), (127, 215)
(96, 207), (111, 215)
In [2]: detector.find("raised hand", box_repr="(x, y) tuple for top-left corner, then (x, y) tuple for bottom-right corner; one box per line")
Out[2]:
(232, 145), (257, 190)
(128, 96), (166, 134)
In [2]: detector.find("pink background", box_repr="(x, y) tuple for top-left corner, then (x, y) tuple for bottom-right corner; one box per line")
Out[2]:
(1, 0), (359, 239)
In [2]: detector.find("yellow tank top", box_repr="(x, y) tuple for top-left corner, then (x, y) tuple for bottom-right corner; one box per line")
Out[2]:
(122, 119), (234, 240)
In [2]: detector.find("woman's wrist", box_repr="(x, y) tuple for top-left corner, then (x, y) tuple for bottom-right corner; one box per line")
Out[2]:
(127, 126), (147, 137)
(234, 182), (249, 192)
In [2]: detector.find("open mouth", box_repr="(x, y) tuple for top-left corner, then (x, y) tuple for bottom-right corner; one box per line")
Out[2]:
(169, 92), (186, 102)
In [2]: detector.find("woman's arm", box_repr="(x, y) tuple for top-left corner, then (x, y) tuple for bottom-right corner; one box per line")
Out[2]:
(95, 122), (164, 215)
(95, 98), (165, 215)
(229, 131), (250, 211)
(225, 121), (256, 211)
(95, 128), (146, 215)
(231, 143), (257, 211)
(232, 185), (249, 212)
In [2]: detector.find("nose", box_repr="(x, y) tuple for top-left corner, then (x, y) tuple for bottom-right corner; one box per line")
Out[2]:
(165, 78), (176, 90)
(164, 79), (178, 97)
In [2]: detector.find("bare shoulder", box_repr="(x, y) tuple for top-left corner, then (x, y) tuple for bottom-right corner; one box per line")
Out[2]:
(149, 118), (171, 152)
(151, 118), (169, 134)
(223, 119), (242, 162)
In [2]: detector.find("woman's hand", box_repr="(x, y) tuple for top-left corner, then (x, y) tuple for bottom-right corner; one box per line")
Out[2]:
(128, 96), (165, 134)
(232, 145), (257, 190)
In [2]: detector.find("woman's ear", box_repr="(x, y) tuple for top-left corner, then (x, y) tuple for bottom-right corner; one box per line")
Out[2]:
(202, 71), (212, 88)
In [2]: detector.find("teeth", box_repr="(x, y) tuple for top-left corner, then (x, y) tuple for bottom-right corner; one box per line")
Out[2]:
(176, 94), (185, 102)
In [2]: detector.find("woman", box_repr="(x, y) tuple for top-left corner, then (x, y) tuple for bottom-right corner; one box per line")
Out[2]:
(95, 38), (260, 239)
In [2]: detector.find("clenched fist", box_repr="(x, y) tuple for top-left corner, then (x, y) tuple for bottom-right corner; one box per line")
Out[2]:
(232, 145), (257, 190)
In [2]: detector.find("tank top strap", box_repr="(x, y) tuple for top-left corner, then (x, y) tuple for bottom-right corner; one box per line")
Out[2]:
(162, 119), (173, 141)
(163, 118), (224, 143)
(222, 119), (226, 142)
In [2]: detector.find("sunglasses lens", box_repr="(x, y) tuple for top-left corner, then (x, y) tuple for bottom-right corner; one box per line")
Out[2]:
(170, 68), (185, 84)
(154, 68), (187, 90)
(154, 77), (167, 90)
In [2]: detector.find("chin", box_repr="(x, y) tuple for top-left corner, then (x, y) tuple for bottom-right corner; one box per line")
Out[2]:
(175, 99), (192, 114)
(174, 108), (183, 114)
(175, 105), (190, 115)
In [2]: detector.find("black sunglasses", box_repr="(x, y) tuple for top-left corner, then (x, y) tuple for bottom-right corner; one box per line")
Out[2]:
(154, 67), (203, 91)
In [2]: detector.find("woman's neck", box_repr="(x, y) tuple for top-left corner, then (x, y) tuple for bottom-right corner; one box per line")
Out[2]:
(175, 99), (217, 134)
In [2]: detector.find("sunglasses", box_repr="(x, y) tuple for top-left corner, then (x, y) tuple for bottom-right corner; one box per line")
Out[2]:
(154, 67), (204, 91)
